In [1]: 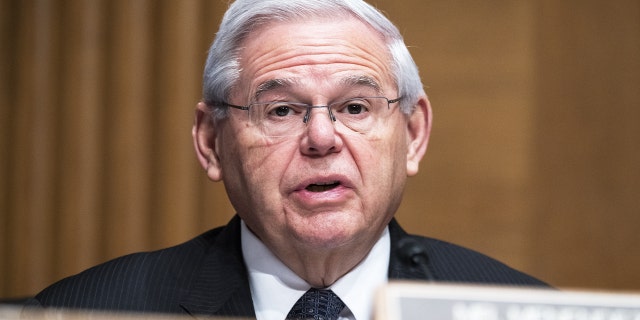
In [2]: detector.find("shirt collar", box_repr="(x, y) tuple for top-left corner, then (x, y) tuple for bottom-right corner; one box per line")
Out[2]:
(241, 220), (390, 320)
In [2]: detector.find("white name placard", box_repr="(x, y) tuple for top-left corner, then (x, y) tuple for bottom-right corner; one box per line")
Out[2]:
(376, 282), (640, 320)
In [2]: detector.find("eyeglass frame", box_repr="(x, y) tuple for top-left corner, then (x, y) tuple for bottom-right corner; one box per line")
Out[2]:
(219, 96), (402, 125)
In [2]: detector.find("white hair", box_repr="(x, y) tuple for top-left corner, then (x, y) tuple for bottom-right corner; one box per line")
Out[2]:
(202, 0), (425, 118)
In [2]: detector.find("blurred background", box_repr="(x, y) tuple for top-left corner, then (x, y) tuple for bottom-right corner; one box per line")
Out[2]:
(1, 0), (638, 299)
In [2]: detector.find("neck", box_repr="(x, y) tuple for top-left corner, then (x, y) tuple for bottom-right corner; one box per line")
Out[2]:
(286, 246), (371, 287)
(272, 227), (387, 287)
(241, 219), (386, 288)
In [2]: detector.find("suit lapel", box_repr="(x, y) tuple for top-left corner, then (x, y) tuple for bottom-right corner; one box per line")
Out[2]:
(179, 216), (256, 317)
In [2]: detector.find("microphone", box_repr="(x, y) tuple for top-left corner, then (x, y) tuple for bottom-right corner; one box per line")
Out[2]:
(398, 238), (436, 281)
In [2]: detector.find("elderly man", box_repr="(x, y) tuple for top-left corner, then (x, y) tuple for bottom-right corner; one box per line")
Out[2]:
(29, 0), (546, 319)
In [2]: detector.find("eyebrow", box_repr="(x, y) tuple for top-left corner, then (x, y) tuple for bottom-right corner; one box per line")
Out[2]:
(339, 75), (382, 94)
(252, 75), (383, 101)
(254, 78), (296, 101)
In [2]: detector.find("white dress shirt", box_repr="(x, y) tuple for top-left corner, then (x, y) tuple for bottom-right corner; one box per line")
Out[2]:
(241, 220), (390, 320)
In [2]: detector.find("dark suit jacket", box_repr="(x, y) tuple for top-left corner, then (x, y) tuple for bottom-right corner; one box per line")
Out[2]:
(29, 216), (547, 317)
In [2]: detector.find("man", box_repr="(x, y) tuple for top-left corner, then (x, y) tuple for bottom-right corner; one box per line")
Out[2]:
(29, 0), (547, 319)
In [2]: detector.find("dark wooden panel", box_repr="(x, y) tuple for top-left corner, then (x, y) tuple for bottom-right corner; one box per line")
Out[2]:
(531, 0), (640, 289)
(381, 0), (539, 275)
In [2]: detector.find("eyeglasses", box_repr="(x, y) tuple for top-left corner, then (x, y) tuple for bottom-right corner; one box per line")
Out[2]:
(221, 96), (402, 138)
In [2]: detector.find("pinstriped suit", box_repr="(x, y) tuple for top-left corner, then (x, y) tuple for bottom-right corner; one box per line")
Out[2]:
(29, 216), (547, 317)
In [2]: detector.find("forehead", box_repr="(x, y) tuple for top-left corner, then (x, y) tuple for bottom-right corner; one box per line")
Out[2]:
(235, 17), (395, 99)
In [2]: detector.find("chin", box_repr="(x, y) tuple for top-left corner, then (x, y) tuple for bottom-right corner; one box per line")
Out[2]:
(292, 219), (364, 250)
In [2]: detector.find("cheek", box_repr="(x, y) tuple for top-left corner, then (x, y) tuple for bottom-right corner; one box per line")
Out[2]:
(354, 129), (408, 179)
(221, 134), (296, 209)
(351, 128), (409, 210)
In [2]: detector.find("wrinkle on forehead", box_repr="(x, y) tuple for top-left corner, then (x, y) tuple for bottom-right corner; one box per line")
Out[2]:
(253, 75), (384, 102)
(233, 17), (394, 104)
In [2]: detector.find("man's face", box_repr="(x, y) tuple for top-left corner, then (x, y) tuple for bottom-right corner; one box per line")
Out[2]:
(195, 18), (430, 261)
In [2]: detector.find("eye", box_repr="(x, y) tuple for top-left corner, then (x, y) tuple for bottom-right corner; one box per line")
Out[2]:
(273, 105), (293, 117)
(264, 102), (305, 118)
(346, 103), (365, 114)
(336, 99), (370, 115)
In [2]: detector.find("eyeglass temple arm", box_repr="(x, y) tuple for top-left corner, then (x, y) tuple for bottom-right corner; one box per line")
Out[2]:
(220, 102), (249, 111)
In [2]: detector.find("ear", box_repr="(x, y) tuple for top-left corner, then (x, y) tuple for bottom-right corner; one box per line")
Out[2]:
(406, 95), (433, 176)
(193, 101), (223, 181)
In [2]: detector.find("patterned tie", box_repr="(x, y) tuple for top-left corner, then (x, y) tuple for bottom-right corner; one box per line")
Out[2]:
(286, 288), (346, 320)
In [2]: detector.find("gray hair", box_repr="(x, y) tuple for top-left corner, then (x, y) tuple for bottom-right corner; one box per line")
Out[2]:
(202, 0), (425, 119)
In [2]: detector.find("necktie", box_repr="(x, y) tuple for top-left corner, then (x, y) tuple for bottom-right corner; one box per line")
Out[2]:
(286, 288), (346, 320)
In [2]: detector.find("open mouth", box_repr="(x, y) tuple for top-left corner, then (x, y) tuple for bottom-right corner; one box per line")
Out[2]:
(305, 181), (341, 192)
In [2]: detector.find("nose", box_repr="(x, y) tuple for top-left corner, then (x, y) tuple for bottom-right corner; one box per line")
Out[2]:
(300, 107), (343, 157)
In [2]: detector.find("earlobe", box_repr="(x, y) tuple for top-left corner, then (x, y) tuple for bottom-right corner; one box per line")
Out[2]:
(406, 96), (433, 176)
(193, 102), (223, 181)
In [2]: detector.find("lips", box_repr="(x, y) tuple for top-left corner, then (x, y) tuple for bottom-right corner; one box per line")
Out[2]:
(293, 174), (353, 193)
(290, 175), (354, 207)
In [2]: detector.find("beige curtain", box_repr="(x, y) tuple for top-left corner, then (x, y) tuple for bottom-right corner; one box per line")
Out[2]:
(2, 0), (639, 299)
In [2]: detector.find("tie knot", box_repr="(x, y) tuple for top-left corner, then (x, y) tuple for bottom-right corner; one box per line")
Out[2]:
(286, 288), (346, 320)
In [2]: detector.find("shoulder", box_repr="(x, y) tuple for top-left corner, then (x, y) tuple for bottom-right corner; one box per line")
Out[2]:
(32, 224), (230, 313)
(423, 236), (547, 286)
(389, 220), (549, 287)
